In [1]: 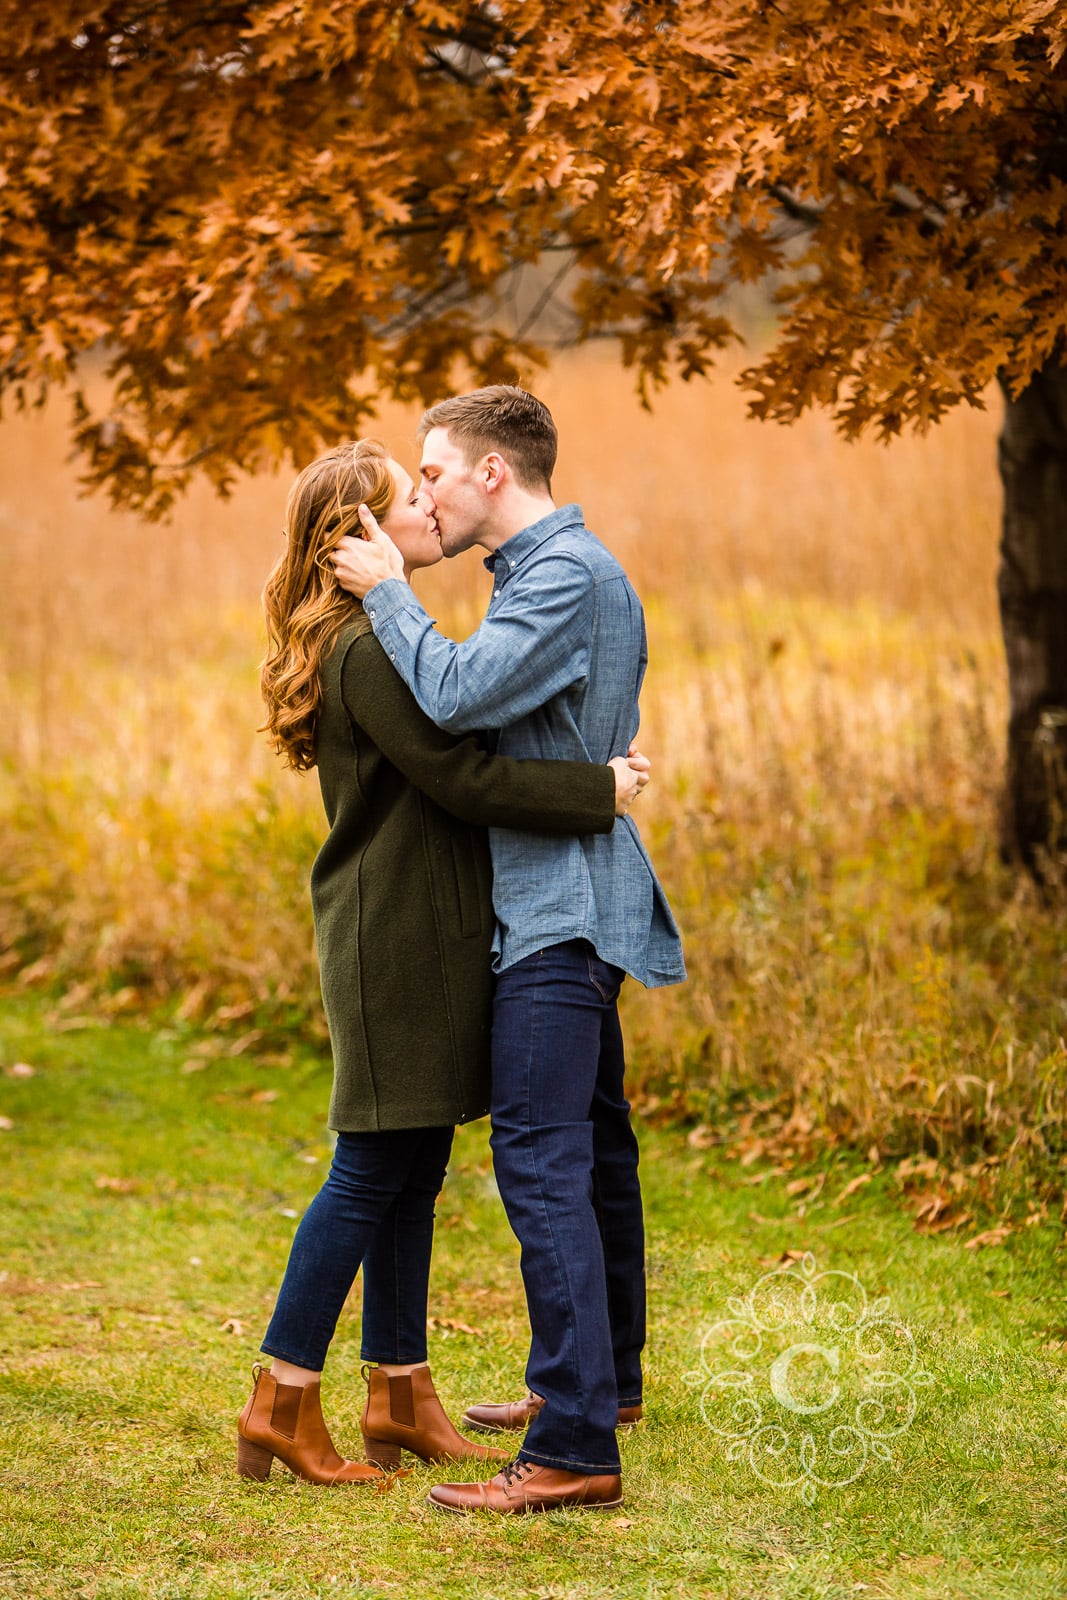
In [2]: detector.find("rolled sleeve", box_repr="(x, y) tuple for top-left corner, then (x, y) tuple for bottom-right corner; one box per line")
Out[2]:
(362, 578), (412, 631)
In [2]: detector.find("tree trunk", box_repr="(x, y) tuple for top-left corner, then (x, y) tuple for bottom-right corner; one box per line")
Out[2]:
(997, 360), (1067, 878)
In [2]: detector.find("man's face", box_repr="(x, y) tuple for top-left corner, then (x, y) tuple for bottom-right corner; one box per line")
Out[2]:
(419, 427), (490, 557)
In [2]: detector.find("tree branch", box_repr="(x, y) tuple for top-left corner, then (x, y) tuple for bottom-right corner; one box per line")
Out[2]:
(769, 183), (826, 228)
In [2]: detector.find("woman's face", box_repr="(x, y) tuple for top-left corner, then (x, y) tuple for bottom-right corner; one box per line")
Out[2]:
(377, 460), (443, 577)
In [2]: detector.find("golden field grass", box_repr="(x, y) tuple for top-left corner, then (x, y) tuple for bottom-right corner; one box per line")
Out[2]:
(1, 349), (1063, 1222)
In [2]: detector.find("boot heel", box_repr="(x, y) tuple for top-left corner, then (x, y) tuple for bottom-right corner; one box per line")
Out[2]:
(237, 1434), (274, 1480)
(361, 1434), (403, 1472)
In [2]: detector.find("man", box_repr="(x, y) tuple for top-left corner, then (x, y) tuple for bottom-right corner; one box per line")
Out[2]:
(331, 386), (685, 1512)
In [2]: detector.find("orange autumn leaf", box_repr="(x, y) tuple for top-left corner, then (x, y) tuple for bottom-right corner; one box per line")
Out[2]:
(0, 2), (1062, 515)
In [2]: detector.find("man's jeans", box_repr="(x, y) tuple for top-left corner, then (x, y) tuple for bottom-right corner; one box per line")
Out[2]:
(490, 939), (645, 1474)
(261, 1125), (454, 1371)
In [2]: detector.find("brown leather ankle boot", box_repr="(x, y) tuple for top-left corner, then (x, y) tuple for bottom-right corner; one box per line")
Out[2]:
(237, 1364), (386, 1485)
(360, 1364), (511, 1470)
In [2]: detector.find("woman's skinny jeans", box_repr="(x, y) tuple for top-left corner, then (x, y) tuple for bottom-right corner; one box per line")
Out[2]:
(260, 1124), (454, 1370)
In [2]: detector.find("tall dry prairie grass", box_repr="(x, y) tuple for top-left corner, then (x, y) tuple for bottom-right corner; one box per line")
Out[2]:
(1, 350), (1063, 1207)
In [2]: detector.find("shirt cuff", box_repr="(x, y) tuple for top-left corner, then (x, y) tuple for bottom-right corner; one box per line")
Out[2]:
(362, 578), (420, 628)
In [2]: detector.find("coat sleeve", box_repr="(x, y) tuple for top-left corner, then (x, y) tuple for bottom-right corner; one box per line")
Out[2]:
(338, 634), (616, 834)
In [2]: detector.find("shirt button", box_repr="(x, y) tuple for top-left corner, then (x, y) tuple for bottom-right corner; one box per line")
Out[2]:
(390, 653), (396, 661)
(368, 609), (376, 618)
(510, 560), (515, 567)
(493, 590), (500, 597)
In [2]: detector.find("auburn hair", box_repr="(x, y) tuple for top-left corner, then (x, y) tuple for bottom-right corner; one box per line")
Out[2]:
(261, 440), (396, 771)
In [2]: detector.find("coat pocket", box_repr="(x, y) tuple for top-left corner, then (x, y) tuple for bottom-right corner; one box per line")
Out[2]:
(448, 832), (484, 939)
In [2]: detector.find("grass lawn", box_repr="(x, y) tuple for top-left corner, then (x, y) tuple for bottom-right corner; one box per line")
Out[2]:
(0, 992), (1064, 1600)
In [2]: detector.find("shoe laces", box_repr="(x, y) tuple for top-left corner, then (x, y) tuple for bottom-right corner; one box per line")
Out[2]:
(499, 1459), (537, 1489)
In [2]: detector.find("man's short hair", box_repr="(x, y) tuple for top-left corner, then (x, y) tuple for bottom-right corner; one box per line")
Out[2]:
(416, 385), (557, 492)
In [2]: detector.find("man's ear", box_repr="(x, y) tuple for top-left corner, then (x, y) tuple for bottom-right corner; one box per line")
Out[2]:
(483, 452), (507, 493)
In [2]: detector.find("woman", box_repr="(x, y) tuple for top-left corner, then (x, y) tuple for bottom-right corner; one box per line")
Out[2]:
(237, 439), (647, 1486)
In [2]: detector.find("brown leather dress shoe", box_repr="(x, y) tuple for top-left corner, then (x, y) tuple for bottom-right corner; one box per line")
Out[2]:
(462, 1391), (643, 1433)
(427, 1458), (624, 1514)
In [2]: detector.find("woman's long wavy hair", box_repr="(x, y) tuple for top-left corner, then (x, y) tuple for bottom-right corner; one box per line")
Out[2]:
(261, 439), (397, 771)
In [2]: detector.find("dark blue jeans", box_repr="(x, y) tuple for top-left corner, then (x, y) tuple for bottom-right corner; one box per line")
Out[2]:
(261, 1125), (454, 1371)
(490, 940), (645, 1474)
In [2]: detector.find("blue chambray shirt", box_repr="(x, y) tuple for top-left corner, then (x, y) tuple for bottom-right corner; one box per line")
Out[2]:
(363, 502), (686, 989)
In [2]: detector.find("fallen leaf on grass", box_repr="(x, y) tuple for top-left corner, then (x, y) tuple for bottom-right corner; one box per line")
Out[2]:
(912, 1190), (972, 1233)
(916, 1213), (973, 1235)
(175, 980), (212, 1024)
(896, 1155), (941, 1186)
(18, 957), (53, 986)
(220, 1317), (246, 1336)
(249, 1089), (279, 1104)
(834, 1172), (873, 1206)
(6, 1062), (35, 1078)
(0, 1116), (14, 1131)
(188, 1038), (224, 1060)
(991, 1289), (1011, 1298)
(612, 1516), (634, 1529)
(57, 981), (94, 1011)
(758, 1249), (809, 1268)
(686, 1125), (717, 1149)
(214, 1001), (256, 1025)
(964, 1226), (1013, 1250)
(428, 1316), (485, 1337)
(103, 986), (141, 1015)
(786, 1174), (825, 1199)
(375, 1469), (409, 1491)
(227, 1030), (265, 1057)
(94, 1175), (139, 1194)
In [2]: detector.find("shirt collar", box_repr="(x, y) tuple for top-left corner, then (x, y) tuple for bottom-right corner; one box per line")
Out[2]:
(481, 503), (585, 573)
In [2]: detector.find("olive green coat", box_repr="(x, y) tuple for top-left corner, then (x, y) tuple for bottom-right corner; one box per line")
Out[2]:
(310, 622), (616, 1132)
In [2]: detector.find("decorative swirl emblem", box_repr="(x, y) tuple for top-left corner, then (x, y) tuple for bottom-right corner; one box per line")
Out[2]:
(688, 1251), (933, 1503)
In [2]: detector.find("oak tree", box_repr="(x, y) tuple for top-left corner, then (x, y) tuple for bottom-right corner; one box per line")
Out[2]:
(2, 1), (1066, 866)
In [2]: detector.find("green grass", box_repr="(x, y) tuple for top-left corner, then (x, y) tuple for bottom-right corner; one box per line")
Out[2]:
(0, 993), (1064, 1600)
